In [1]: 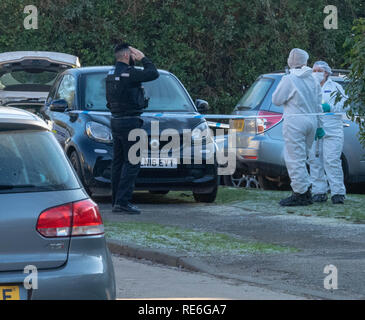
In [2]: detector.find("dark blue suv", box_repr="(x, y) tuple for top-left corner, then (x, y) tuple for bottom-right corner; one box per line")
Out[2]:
(41, 66), (218, 202)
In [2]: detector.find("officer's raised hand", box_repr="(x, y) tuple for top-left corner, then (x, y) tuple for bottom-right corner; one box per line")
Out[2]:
(127, 47), (159, 82)
(129, 47), (145, 61)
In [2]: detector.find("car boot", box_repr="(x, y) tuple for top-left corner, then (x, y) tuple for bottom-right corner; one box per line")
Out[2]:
(312, 193), (328, 203)
(279, 188), (313, 207)
(331, 194), (345, 204)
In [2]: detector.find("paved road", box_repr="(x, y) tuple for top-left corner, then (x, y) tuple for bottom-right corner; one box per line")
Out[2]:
(99, 193), (365, 299)
(113, 255), (304, 299)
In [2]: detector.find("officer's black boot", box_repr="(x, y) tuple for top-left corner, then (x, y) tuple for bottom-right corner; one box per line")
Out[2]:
(113, 203), (141, 214)
(279, 188), (313, 207)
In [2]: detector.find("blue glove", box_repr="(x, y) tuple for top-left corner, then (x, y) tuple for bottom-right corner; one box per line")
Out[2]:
(322, 103), (331, 113)
(315, 128), (325, 140)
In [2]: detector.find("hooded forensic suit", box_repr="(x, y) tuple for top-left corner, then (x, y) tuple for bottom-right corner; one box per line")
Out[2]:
(308, 78), (347, 196)
(272, 63), (323, 195)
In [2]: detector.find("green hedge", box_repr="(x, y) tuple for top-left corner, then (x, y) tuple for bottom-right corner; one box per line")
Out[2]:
(342, 18), (365, 146)
(0, 0), (364, 113)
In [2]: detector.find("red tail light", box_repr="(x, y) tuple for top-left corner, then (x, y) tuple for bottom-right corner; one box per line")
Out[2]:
(257, 111), (283, 134)
(36, 199), (104, 238)
(72, 199), (104, 236)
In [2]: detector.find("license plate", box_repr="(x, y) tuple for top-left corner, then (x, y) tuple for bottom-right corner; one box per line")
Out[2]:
(141, 158), (177, 169)
(0, 286), (20, 300)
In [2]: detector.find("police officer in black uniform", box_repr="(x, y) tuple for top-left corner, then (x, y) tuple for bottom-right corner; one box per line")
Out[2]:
(106, 43), (159, 214)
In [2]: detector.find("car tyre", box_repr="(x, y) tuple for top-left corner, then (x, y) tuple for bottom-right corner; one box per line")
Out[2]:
(193, 186), (218, 203)
(257, 175), (279, 190)
(69, 150), (92, 196)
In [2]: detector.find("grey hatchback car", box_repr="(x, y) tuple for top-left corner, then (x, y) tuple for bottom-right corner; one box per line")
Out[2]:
(0, 107), (116, 300)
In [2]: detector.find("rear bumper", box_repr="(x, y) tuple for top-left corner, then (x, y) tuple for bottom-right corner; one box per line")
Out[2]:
(234, 133), (287, 177)
(0, 236), (116, 300)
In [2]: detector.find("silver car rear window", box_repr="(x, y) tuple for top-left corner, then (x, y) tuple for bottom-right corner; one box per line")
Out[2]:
(235, 77), (274, 110)
(0, 130), (80, 193)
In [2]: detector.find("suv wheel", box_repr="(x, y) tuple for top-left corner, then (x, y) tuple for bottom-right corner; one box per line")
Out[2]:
(224, 172), (260, 188)
(257, 175), (278, 190)
(193, 186), (218, 203)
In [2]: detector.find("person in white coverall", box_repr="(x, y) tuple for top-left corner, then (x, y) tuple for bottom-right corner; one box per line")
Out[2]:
(272, 48), (324, 206)
(309, 61), (347, 204)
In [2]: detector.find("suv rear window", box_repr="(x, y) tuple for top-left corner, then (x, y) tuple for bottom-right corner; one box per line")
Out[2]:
(269, 76), (347, 114)
(0, 130), (80, 193)
(235, 77), (274, 111)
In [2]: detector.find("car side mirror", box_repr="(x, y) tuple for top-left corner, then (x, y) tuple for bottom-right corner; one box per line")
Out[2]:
(195, 99), (209, 113)
(50, 99), (68, 112)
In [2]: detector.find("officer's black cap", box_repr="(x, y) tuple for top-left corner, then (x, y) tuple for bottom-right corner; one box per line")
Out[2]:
(114, 43), (130, 53)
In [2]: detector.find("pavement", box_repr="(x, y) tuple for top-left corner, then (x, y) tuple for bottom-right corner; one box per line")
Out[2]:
(112, 255), (305, 299)
(98, 192), (365, 300)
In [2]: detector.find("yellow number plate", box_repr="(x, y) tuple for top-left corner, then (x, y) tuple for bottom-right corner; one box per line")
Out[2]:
(231, 119), (245, 132)
(0, 286), (20, 300)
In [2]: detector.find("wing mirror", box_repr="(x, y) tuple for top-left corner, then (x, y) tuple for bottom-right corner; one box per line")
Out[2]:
(195, 99), (209, 113)
(50, 99), (68, 112)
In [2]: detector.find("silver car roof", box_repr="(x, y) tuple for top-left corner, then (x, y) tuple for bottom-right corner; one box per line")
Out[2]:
(0, 51), (80, 67)
(0, 107), (49, 130)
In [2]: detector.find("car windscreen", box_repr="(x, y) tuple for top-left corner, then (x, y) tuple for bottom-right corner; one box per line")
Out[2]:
(235, 77), (274, 110)
(81, 71), (196, 112)
(0, 70), (59, 92)
(0, 130), (80, 194)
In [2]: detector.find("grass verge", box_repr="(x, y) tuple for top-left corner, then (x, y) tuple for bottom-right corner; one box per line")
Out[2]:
(163, 188), (365, 223)
(105, 221), (297, 256)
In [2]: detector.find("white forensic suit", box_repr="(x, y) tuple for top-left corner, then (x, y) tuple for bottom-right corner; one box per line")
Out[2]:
(272, 66), (323, 194)
(309, 78), (347, 196)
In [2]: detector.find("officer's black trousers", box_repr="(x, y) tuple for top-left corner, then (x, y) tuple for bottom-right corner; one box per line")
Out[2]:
(111, 116), (144, 206)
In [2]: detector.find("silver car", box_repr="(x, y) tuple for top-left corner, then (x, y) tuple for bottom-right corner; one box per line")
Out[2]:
(0, 107), (115, 300)
(0, 51), (80, 115)
(226, 70), (365, 189)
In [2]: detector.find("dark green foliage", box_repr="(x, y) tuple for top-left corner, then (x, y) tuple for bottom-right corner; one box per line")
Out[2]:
(341, 18), (365, 146)
(0, 0), (364, 113)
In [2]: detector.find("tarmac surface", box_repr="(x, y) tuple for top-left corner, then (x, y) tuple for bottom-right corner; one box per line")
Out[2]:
(112, 255), (305, 299)
(98, 193), (365, 299)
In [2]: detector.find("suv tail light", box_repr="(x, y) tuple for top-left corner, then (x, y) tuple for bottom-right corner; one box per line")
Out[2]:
(257, 111), (283, 134)
(36, 199), (104, 238)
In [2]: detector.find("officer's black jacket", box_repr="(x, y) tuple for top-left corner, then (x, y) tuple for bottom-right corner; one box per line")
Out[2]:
(115, 57), (159, 83)
(106, 57), (159, 117)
